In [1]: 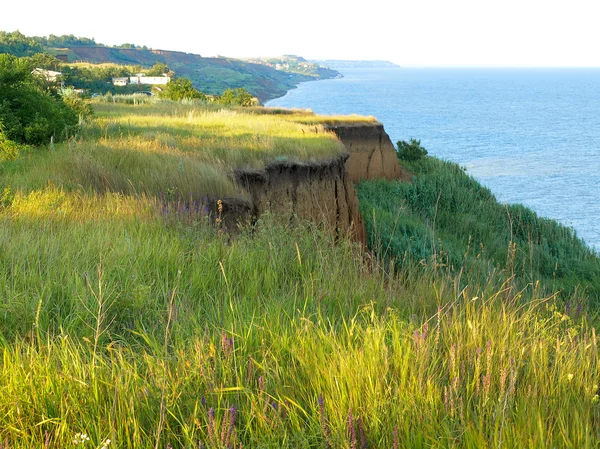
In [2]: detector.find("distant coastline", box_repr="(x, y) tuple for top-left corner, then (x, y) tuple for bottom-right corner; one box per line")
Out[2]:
(311, 60), (400, 69)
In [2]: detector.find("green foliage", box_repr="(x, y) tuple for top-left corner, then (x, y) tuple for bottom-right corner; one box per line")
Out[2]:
(357, 157), (600, 302)
(159, 77), (207, 101)
(60, 87), (94, 117)
(1, 103), (600, 447)
(0, 54), (80, 145)
(396, 137), (428, 161)
(0, 31), (98, 56)
(45, 33), (97, 47)
(22, 52), (62, 72)
(216, 88), (256, 107)
(60, 64), (131, 93)
(0, 128), (25, 161)
(146, 61), (169, 76)
(0, 30), (44, 56)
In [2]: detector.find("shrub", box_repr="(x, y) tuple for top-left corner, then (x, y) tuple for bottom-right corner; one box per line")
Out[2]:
(0, 54), (80, 145)
(159, 78), (207, 101)
(397, 138), (428, 161)
(0, 127), (23, 161)
(216, 88), (256, 107)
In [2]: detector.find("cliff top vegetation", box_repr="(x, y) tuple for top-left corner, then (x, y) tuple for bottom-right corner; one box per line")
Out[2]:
(0, 30), (341, 101)
(1, 96), (377, 203)
(2, 73), (600, 448)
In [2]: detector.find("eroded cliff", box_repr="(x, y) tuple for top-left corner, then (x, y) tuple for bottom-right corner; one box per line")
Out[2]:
(233, 154), (366, 245)
(327, 124), (412, 183)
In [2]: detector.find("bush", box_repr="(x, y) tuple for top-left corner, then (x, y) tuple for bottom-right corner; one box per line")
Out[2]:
(397, 138), (428, 161)
(0, 54), (80, 145)
(0, 127), (24, 161)
(216, 88), (256, 107)
(159, 78), (206, 101)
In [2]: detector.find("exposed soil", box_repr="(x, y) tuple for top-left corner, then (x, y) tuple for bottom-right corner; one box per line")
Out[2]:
(327, 124), (412, 183)
(234, 155), (366, 245)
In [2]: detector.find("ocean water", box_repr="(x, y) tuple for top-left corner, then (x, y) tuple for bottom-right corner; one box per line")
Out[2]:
(267, 68), (600, 251)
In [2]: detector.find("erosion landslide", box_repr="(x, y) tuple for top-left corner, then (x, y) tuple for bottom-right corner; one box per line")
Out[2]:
(235, 154), (366, 245)
(327, 124), (412, 183)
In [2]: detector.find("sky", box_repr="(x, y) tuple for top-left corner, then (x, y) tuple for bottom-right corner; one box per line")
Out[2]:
(2, 0), (600, 67)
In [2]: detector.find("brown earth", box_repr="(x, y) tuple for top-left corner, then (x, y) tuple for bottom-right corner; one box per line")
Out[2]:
(233, 154), (367, 245)
(327, 124), (412, 183)
(215, 123), (410, 245)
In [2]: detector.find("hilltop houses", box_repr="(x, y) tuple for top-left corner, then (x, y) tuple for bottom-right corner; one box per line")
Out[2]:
(112, 74), (171, 86)
(112, 77), (128, 86)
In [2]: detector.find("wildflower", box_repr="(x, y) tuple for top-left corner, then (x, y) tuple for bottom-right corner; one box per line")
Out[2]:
(100, 439), (111, 449)
(73, 433), (90, 445)
(567, 373), (574, 382)
(318, 394), (332, 448)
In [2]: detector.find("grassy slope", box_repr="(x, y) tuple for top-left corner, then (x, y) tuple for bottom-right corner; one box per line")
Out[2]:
(1, 100), (345, 202)
(2, 104), (600, 448)
(357, 156), (600, 303)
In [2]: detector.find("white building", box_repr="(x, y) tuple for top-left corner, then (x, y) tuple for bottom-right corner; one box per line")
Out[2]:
(112, 77), (129, 86)
(129, 76), (171, 85)
(31, 68), (62, 82)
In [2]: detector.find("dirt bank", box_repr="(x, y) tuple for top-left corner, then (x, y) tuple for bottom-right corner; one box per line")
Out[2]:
(233, 154), (366, 245)
(327, 124), (412, 183)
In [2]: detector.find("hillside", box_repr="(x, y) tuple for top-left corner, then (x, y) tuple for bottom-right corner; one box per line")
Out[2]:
(53, 46), (339, 102)
(242, 55), (340, 79)
(2, 91), (600, 447)
(0, 31), (340, 102)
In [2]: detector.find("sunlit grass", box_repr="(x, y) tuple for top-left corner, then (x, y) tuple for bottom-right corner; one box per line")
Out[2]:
(1, 209), (599, 448)
(1, 101), (360, 202)
(2, 97), (600, 448)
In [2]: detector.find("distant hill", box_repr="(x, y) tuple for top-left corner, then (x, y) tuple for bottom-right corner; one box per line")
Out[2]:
(0, 31), (341, 102)
(311, 60), (400, 69)
(241, 55), (340, 79)
(54, 46), (338, 102)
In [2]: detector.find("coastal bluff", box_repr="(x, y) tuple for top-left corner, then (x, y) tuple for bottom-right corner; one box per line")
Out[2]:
(219, 122), (409, 245)
(327, 123), (412, 183)
(234, 154), (367, 245)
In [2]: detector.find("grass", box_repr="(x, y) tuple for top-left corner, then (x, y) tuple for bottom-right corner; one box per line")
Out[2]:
(2, 100), (600, 447)
(0, 101), (350, 203)
(357, 156), (600, 303)
(2, 206), (600, 448)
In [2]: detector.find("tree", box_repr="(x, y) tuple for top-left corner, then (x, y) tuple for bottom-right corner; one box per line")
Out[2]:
(0, 54), (80, 146)
(396, 138), (428, 161)
(146, 62), (169, 76)
(159, 78), (206, 101)
(216, 88), (256, 107)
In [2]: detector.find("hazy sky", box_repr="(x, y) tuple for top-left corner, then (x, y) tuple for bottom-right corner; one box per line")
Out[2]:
(3, 0), (600, 66)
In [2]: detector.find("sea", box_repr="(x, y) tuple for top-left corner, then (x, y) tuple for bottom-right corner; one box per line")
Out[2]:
(266, 68), (600, 252)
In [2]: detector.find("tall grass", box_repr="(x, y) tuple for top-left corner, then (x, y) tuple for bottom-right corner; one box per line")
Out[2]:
(1, 202), (599, 447)
(2, 102), (600, 448)
(357, 156), (600, 303)
(0, 101), (350, 202)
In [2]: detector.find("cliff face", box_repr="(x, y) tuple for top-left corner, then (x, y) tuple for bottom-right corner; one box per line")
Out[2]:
(234, 155), (366, 245)
(217, 123), (409, 245)
(327, 124), (412, 183)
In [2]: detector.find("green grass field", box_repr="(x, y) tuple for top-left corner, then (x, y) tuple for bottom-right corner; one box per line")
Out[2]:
(2, 100), (600, 448)
(1, 101), (346, 204)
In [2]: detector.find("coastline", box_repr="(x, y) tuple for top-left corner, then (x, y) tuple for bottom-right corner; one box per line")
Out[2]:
(264, 67), (600, 251)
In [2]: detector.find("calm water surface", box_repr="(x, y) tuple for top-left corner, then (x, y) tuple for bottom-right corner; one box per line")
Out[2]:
(267, 68), (600, 251)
